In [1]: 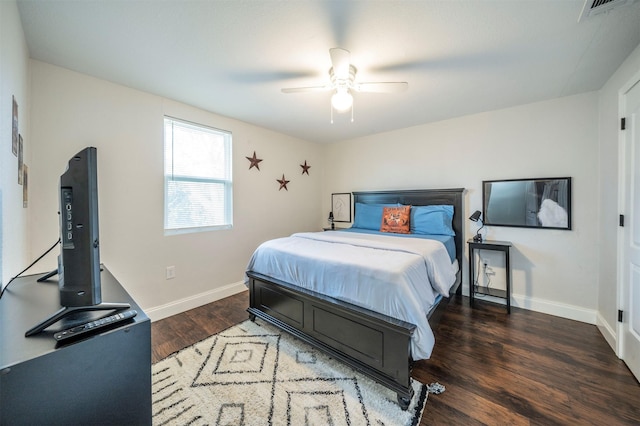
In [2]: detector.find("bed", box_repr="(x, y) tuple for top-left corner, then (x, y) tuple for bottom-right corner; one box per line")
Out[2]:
(245, 188), (464, 409)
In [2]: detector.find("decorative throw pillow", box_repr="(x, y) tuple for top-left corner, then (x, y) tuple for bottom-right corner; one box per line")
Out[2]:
(380, 205), (411, 234)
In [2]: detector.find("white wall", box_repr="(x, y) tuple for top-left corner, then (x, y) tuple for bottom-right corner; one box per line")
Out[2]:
(324, 92), (600, 322)
(28, 61), (323, 319)
(597, 43), (640, 349)
(0, 0), (30, 288)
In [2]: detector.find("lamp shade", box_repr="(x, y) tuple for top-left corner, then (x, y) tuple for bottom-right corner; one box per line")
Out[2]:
(469, 210), (482, 222)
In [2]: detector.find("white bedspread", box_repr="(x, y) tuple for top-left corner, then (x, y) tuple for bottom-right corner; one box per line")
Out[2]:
(245, 231), (457, 360)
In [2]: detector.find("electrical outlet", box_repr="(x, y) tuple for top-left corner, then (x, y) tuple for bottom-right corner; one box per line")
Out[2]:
(166, 266), (176, 280)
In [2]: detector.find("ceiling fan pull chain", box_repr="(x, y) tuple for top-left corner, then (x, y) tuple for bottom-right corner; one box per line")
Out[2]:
(330, 104), (334, 124)
(351, 103), (354, 123)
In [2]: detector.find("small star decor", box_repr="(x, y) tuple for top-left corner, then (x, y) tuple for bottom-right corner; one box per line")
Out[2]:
(300, 160), (311, 175)
(277, 174), (290, 191)
(246, 151), (263, 170)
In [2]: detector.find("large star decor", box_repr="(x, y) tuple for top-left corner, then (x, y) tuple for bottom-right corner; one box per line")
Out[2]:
(277, 174), (290, 191)
(300, 160), (311, 175)
(246, 151), (263, 170)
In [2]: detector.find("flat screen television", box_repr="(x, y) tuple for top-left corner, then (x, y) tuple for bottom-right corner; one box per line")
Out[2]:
(59, 146), (102, 306)
(482, 177), (571, 230)
(26, 147), (128, 336)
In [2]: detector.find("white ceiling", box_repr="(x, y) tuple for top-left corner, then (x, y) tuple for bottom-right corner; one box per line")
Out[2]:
(16, 0), (640, 144)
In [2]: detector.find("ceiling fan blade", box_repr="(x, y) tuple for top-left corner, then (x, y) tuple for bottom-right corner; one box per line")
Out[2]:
(329, 48), (351, 80)
(281, 85), (332, 94)
(355, 82), (408, 93)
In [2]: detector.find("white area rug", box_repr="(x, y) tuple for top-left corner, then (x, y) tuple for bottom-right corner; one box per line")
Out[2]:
(152, 319), (427, 425)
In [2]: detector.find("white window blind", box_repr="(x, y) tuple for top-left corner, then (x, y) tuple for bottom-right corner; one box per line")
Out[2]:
(164, 117), (232, 234)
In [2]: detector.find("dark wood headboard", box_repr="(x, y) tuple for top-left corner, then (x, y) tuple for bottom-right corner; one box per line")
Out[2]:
(352, 188), (466, 279)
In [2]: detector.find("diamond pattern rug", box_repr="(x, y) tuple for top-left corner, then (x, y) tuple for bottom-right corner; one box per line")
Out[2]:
(152, 319), (427, 425)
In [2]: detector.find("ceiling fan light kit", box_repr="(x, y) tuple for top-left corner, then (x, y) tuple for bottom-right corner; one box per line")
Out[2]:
(331, 89), (353, 112)
(282, 48), (408, 123)
(330, 97), (354, 124)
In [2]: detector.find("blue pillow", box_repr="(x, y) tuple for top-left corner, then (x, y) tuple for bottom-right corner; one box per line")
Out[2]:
(411, 205), (455, 236)
(352, 203), (399, 230)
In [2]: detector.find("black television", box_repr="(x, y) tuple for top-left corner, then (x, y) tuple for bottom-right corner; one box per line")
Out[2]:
(26, 147), (128, 336)
(59, 146), (102, 306)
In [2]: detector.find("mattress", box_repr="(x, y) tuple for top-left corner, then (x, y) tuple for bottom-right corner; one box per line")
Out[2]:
(245, 230), (457, 359)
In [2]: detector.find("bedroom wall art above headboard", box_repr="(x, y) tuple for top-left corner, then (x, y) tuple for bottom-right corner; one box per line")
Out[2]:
(482, 177), (571, 230)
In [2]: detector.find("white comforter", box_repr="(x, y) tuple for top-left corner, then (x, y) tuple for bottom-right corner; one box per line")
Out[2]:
(245, 231), (457, 359)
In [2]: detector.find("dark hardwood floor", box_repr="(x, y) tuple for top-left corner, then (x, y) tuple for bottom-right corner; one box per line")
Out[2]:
(151, 291), (640, 425)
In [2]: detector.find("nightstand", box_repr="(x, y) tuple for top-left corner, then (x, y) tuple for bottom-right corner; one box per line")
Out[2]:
(468, 239), (512, 313)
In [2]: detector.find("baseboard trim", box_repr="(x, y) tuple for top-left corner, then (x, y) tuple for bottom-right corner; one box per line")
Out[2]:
(596, 312), (618, 355)
(511, 294), (597, 324)
(145, 281), (247, 322)
(469, 290), (598, 324)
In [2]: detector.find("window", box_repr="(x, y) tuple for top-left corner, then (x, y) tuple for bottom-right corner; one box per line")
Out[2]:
(164, 117), (232, 234)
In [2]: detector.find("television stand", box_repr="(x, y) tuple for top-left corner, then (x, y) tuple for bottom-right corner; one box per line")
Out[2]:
(0, 266), (151, 425)
(25, 301), (131, 337)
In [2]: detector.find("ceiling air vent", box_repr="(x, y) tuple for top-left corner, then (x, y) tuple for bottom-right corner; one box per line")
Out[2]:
(579, 0), (639, 21)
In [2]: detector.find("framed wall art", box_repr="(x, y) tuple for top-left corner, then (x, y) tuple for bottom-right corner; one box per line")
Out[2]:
(331, 193), (351, 223)
(23, 164), (28, 208)
(12, 96), (18, 156)
(18, 135), (23, 184)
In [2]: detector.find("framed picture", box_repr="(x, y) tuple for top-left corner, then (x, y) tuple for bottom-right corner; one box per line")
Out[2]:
(331, 193), (351, 222)
(23, 165), (28, 208)
(12, 96), (18, 156)
(18, 135), (23, 185)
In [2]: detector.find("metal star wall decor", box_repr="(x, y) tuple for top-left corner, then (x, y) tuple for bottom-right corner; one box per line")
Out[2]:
(246, 151), (263, 170)
(300, 160), (311, 175)
(277, 174), (290, 191)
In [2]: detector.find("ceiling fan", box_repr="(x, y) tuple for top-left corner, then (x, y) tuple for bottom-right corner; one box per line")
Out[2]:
(281, 48), (408, 122)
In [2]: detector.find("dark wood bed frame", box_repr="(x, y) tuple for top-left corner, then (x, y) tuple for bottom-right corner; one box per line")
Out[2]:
(246, 188), (465, 409)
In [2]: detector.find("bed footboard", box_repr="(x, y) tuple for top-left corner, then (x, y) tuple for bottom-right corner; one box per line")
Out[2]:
(246, 271), (416, 409)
